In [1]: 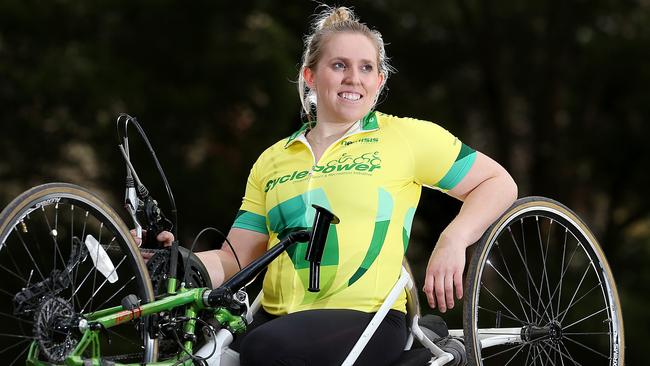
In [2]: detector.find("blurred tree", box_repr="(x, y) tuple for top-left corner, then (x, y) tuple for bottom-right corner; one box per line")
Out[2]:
(0, 0), (648, 362)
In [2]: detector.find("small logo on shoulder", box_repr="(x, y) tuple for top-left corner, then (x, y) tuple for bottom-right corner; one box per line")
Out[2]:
(341, 137), (379, 146)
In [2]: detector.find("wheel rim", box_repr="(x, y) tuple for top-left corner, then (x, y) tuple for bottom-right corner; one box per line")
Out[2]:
(0, 188), (155, 364)
(470, 203), (623, 366)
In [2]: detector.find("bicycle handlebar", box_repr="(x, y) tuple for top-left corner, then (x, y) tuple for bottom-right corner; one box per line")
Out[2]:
(205, 205), (339, 308)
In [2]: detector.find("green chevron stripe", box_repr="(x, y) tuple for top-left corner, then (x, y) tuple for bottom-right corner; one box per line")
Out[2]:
(348, 188), (393, 286)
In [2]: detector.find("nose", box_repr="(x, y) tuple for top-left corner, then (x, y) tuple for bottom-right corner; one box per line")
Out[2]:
(342, 67), (361, 85)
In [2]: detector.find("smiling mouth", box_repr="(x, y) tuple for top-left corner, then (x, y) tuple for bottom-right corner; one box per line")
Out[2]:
(338, 92), (362, 101)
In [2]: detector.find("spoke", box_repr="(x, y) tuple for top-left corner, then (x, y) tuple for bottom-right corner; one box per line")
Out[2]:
(15, 228), (49, 286)
(503, 343), (529, 366)
(534, 216), (553, 324)
(542, 218), (556, 321)
(0, 333), (35, 340)
(507, 225), (548, 322)
(483, 341), (531, 361)
(0, 311), (36, 325)
(80, 255), (127, 313)
(530, 344), (542, 366)
(72, 266), (95, 298)
(0, 287), (16, 297)
(70, 204), (76, 309)
(557, 228), (568, 319)
(484, 261), (547, 322)
(563, 306), (608, 330)
(495, 240), (531, 324)
(534, 235), (583, 323)
(555, 283), (601, 321)
(23, 215), (50, 277)
(537, 345), (546, 366)
(81, 211), (89, 242)
(65, 255), (86, 313)
(41, 206), (68, 274)
(551, 341), (566, 366)
(520, 219), (534, 326)
(88, 223), (104, 314)
(73, 211), (90, 294)
(0, 262), (27, 283)
(524, 343), (532, 365)
(536, 342), (557, 366)
(0, 338), (30, 356)
(562, 332), (610, 336)
(558, 264), (595, 324)
(4, 242), (25, 280)
(481, 283), (530, 325)
(91, 276), (136, 314)
(562, 335), (610, 359)
(478, 306), (530, 325)
(559, 341), (585, 366)
(8, 346), (29, 366)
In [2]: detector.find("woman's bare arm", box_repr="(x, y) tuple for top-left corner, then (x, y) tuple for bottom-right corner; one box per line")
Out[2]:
(195, 228), (269, 288)
(423, 152), (517, 312)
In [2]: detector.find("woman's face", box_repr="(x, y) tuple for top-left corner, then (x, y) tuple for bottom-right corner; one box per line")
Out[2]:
(304, 32), (384, 124)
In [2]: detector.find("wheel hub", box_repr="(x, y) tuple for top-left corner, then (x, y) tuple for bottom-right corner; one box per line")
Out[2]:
(522, 321), (563, 343)
(548, 321), (563, 342)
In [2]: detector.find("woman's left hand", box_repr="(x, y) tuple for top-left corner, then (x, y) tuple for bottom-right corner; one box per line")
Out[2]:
(423, 236), (467, 313)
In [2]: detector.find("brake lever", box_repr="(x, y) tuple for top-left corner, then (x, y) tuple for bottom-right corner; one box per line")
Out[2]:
(137, 195), (173, 248)
(118, 137), (172, 248)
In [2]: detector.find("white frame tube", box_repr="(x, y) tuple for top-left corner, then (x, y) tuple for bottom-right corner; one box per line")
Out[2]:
(448, 327), (525, 349)
(341, 267), (413, 366)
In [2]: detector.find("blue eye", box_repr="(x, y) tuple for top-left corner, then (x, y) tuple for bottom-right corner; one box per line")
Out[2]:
(361, 64), (374, 72)
(332, 62), (346, 70)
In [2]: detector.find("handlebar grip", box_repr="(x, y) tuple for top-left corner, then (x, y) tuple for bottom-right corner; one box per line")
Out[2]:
(306, 205), (340, 292)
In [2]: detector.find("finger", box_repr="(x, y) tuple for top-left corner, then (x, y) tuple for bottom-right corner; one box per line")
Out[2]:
(454, 270), (464, 300)
(130, 230), (142, 246)
(435, 274), (447, 313)
(140, 249), (154, 264)
(445, 274), (455, 310)
(423, 276), (436, 309)
(157, 231), (174, 247)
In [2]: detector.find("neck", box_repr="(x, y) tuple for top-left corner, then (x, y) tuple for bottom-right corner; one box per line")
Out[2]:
(309, 119), (357, 141)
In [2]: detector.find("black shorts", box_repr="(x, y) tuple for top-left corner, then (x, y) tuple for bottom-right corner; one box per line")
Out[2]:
(232, 308), (407, 366)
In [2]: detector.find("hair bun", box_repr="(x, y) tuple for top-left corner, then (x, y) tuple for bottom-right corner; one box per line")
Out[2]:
(315, 6), (356, 30)
(322, 7), (352, 28)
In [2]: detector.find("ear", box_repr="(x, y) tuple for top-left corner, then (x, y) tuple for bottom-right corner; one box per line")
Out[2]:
(303, 67), (316, 89)
(377, 72), (386, 91)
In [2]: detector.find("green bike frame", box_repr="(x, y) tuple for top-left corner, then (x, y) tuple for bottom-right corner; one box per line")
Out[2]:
(25, 287), (245, 366)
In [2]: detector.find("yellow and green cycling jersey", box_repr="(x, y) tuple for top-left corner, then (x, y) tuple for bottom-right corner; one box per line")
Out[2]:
(233, 111), (476, 315)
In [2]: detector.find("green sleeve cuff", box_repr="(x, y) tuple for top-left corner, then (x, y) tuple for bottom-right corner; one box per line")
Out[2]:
(232, 210), (268, 234)
(435, 143), (477, 190)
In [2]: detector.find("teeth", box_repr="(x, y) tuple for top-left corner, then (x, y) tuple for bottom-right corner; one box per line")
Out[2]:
(340, 92), (361, 101)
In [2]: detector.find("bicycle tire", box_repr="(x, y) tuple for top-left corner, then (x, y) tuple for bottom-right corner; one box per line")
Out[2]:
(0, 183), (158, 364)
(463, 196), (624, 366)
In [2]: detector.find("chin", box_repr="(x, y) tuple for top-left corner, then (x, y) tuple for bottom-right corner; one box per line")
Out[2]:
(337, 107), (371, 123)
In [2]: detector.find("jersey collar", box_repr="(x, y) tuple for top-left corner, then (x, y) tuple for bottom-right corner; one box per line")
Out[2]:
(284, 111), (379, 148)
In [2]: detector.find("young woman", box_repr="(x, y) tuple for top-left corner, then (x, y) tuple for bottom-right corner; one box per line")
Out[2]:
(155, 6), (517, 366)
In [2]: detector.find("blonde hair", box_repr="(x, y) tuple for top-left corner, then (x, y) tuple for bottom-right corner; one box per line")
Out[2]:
(298, 6), (394, 121)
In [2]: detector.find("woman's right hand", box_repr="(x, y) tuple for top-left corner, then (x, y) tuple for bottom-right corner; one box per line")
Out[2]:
(130, 229), (175, 261)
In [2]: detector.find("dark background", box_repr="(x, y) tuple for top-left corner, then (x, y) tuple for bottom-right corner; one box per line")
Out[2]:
(1, 0), (647, 363)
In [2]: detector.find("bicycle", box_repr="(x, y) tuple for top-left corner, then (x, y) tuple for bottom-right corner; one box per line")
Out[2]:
(0, 115), (624, 366)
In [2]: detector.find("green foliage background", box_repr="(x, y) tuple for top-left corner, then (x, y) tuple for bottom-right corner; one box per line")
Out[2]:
(1, 0), (648, 363)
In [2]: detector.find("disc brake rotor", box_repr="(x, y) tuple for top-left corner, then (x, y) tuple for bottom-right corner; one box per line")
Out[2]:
(33, 296), (80, 363)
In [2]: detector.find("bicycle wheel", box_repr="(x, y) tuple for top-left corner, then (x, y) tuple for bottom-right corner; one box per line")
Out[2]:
(0, 183), (158, 365)
(463, 196), (624, 366)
